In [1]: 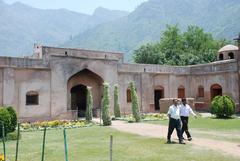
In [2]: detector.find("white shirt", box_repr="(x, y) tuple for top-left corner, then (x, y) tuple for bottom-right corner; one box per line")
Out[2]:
(167, 105), (180, 119)
(180, 104), (196, 117)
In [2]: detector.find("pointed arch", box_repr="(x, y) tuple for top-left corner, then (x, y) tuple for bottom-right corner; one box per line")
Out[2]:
(210, 84), (222, 100)
(67, 69), (104, 117)
(178, 85), (185, 98)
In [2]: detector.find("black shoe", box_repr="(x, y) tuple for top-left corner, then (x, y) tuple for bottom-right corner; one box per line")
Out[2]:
(188, 137), (192, 141)
(166, 140), (172, 144)
(179, 140), (186, 144)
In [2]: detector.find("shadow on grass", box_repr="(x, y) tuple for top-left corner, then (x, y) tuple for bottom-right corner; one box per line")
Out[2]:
(211, 116), (237, 120)
(165, 141), (178, 144)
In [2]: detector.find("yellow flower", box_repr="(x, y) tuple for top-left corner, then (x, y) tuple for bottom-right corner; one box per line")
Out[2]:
(0, 154), (4, 161)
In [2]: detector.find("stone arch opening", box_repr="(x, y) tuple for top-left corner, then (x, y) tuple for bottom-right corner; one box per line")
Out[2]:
(228, 52), (234, 59)
(154, 86), (164, 110)
(211, 84), (222, 100)
(219, 53), (224, 60)
(70, 84), (87, 117)
(198, 85), (204, 98)
(178, 85), (185, 98)
(67, 69), (104, 117)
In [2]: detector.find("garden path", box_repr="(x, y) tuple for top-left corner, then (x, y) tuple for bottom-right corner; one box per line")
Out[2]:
(93, 119), (240, 158)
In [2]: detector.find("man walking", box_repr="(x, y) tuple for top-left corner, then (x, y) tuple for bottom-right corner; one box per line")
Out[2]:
(167, 99), (185, 144)
(180, 98), (197, 141)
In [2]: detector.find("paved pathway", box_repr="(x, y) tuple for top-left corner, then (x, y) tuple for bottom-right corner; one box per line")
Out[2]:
(94, 119), (240, 158)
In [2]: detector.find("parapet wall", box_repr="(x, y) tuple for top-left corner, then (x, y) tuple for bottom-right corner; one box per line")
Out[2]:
(118, 59), (238, 75)
(41, 46), (124, 62)
(0, 57), (49, 69)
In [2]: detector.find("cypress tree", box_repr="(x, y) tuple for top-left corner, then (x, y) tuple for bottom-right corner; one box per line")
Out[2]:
(129, 81), (141, 122)
(114, 84), (121, 118)
(102, 83), (111, 126)
(85, 86), (93, 121)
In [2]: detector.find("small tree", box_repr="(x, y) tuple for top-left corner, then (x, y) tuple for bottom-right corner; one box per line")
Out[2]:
(85, 86), (93, 122)
(0, 108), (11, 138)
(114, 84), (121, 118)
(7, 106), (17, 132)
(211, 95), (235, 118)
(101, 83), (111, 126)
(129, 81), (141, 122)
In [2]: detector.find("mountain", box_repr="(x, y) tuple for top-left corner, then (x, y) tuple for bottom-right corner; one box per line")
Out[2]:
(0, 0), (128, 56)
(64, 0), (240, 61)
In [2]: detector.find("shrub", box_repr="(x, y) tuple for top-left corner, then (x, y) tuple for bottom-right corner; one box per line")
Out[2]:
(129, 81), (141, 122)
(0, 108), (11, 138)
(7, 106), (17, 132)
(114, 84), (121, 118)
(101, 83), (111, 126)
(211, 95), (235, 118)
(86, 86), (93, 122)
(6, 131), (21, 141)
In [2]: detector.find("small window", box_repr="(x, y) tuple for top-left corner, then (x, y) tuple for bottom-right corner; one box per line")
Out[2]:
(228, 52), (234, 59)
(198, 86), (204, 98)
(219, 53), (224, 60)
(26, 91), (39, 105)
(127, 89), (132, 103)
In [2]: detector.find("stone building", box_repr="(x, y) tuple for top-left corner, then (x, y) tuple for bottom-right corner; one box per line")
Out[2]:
(0, 44), (239, 121)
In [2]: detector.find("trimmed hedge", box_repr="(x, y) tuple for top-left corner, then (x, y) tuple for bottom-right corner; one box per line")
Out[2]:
(129, 81), (141, 122)
(211, 95), (235, 118)
(7, 106), (17, 132)
(86, 86), (93, 122)
(101, 83), (111, 126)
(114, 84), (121, 118)
(0, 107), (17, 138)
(0, 108), (11, 138)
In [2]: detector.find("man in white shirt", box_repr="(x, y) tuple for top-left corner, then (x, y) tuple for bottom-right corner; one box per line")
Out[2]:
(180, 98), (197, 141)
(167, 99), (185, 144)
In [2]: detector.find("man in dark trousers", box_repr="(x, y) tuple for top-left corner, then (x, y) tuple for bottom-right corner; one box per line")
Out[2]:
(167, 99), (185, 144)
(180, 98), (197, 141)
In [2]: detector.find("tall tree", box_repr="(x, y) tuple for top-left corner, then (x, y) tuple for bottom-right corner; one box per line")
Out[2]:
(133, 25), (229, 66)
(114, 84), (121, 118)
(85, 86), (93, 122)
(101, 83), (111, 126)
(133, 43), (165, 64)
(129, 81), (141, 122)
(159, 25), (184, 65)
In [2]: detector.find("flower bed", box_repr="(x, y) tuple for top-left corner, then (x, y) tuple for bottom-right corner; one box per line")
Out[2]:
(113, 113), (168, 123)
(20, 120), (93, 132)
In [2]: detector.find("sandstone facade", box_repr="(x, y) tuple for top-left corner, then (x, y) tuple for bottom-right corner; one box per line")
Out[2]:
(0, 44), (239, 121)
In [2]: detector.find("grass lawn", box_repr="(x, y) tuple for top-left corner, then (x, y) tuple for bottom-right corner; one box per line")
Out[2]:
(0, 126), (239, 161)
(145, 116), (240, 131)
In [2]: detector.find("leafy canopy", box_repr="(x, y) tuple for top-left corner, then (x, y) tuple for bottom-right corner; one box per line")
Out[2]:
(133, 25), (229, 65)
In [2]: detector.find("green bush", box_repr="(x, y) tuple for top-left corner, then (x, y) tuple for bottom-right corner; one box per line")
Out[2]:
(101, 83), (111, 126)
(114, 84), (121, 118)
(129, 81), (141, 122)
(211, 95), (235, 118)
(7, 106), (17, 132)
(86, 86), (93, 122)
(0, 108), (11, 138)
(5, 131), (21, 141)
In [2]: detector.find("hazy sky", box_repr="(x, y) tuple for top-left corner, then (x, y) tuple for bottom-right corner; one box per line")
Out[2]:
(3, 0), (148, 14)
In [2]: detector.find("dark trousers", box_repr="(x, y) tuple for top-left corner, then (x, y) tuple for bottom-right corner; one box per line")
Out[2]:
(167, 118), (182, 141)
(180, 116), (191, 138)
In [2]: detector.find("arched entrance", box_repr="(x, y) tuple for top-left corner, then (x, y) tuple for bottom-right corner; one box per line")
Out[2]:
(67, 69), (104, 117)
(154, 86), (164, 110)
(70, 84), (87, 117)
(211, 84), (222, 100)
